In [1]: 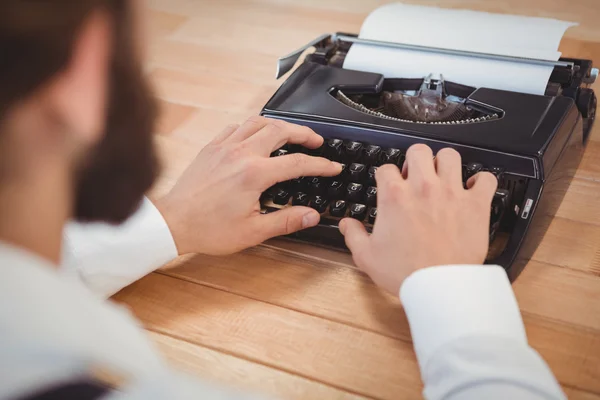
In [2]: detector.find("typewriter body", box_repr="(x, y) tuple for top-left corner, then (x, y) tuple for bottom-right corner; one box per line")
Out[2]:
(259, 33), (597, 281)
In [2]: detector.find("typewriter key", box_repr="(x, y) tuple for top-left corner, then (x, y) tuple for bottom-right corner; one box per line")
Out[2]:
(330, 200), (348, 217)
(292, 192), (310, 207)
(381, 148), (402, 165)
(308, 177), (326, 195)
(347, 182), (364, 202)
(465, 162), (484, 180)
(368, 166), (378, 185)
(489, 166), (505, 180)
(328, 180), (344, 198)
(345, 141), (364, 161)
(368, 207), (377, 224)
(273, 188), (291, 205)
(272, 149), (288, 157)
(260, 185), (277, 202)
(336, 163), (347, 178)
(306, 143), (324, 157)
(363, 145), (382, 165)
(310, 196), (329, 213)
(366, 186), (378, 206)
(349, 163), (367, 181)
(350, 203), (367, 221)
(291, 177), (307, 191)
(326, 138), (344, 160)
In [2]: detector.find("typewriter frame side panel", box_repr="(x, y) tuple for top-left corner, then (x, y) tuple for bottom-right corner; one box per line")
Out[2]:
(503, 112), (586, 280)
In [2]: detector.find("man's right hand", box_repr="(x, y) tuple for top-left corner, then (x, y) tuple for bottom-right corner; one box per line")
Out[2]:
(339, 144), (498, 295)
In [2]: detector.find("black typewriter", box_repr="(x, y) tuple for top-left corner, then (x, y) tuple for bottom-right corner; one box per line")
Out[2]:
(259, 33), (597, 281)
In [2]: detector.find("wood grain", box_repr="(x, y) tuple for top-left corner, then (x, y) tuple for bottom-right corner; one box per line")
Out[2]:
(148, 331), (367, 399)
(112, 1), (600, 399)
(116, 273), (423, 399)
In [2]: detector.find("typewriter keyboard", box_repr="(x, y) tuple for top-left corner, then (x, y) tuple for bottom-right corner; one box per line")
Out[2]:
(261, 139), (512, 246)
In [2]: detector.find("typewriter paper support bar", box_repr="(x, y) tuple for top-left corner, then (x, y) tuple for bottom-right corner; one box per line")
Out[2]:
(275, 33), (575, 79)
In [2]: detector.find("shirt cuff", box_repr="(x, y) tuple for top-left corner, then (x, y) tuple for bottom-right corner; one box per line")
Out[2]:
(399, 265), (526, 372)
(61, 197), (179, 298)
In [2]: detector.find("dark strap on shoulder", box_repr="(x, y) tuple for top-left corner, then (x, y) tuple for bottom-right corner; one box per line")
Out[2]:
(16, 379), (111, 400)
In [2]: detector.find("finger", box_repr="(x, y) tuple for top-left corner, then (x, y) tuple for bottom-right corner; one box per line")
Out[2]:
(466, 171), (498, 204)
(435, 147), (463, 186)
(254, 206), (321, 241)
(375, 165), (406, 211)
(376, 163), (403, 182)
(246, 120), (324, 155)
(404, 144), (436, 185)
(224, 115), (273, 143)
(375, 164), (404, 202)
(263, 153), (342, 185)
(339, 218), (371, 269)
(210, 123), (240, 145)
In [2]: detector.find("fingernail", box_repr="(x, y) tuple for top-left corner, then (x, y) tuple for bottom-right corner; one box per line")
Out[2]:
(302, 211), (320, 228)
(332, 162), (343, 170)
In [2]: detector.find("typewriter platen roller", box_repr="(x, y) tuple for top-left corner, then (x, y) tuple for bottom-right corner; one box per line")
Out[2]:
(259, 31), (597, 282)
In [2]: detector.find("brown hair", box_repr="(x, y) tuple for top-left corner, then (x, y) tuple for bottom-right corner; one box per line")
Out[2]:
(0, 1), (161, 224)
(0, 1), (119, 119)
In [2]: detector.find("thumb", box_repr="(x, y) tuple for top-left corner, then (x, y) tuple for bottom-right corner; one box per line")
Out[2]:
(339, 218), (371, 268)
(256, 206), (321, 241)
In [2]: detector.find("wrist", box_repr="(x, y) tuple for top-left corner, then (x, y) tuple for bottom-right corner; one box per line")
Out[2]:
(153, 196), (186, 255)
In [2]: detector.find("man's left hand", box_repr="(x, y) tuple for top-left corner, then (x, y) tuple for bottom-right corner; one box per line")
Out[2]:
(154, 116), (342, 256)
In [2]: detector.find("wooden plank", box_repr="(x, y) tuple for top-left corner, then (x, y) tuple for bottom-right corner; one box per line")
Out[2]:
(160, 248), (600, 334)
(149, 67), (276, 113)
(155, 100), (197, 136)
(161, 249), (406, 340)
(565, 387), (600, 400)
(169, 107), (254, 146)
(148, 331), (368, 399)
(524, 317), (600, 394)
(577, 141), (600, 182)
(149, 1), (362, 54)
(114, 272), (600, 395)
(114, 273), (423, 400)
(149, 39), (276, 85)
(531, 217), (600, 273)
(551, 178), (600, 226)
(145, 9), (188, 40)
(514, 261), (600, 330)
(267, 0), (600, 40)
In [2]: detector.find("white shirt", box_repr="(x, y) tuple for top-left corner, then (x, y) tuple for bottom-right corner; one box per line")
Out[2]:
(0, 198), (566, 399)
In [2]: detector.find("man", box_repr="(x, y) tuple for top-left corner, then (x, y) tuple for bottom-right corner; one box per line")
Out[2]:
(0, 1), (566, 399)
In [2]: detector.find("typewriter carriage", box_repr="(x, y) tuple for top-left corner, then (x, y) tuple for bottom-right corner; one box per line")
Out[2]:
(293, 33), (597, 135)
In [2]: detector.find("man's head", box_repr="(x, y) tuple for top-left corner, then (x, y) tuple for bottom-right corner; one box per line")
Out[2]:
(0, 0), (159, 224)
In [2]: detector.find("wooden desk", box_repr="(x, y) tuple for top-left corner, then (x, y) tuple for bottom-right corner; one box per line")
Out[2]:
(114, 1), (600, 398)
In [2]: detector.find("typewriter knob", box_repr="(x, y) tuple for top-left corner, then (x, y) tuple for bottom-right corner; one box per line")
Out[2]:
(577, 88), (596, 119)
(577, 88), (597, 139)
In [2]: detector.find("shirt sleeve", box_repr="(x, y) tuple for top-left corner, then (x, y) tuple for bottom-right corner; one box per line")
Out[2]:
(399, 265), (566, 400)
(60, 197), (179, 299)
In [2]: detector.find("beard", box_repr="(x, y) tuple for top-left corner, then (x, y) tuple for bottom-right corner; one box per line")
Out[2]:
(73, 6), (160, 224)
